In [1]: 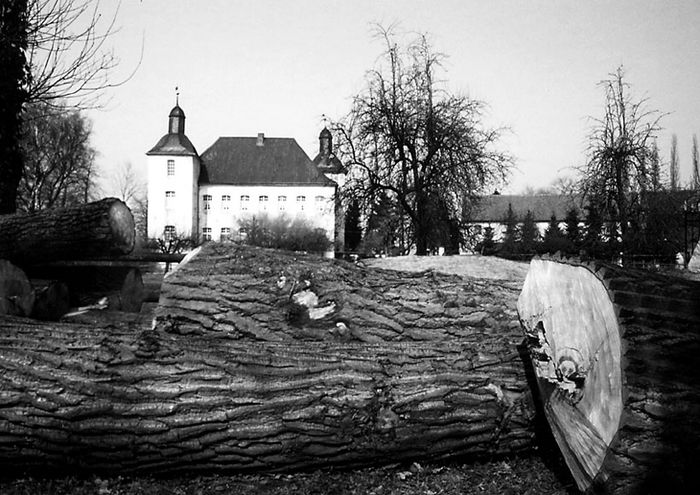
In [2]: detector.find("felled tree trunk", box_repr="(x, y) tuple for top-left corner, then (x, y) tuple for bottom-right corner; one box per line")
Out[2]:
(0, 243), (536, 474)
(517, 255), (700, 494)
(0, 198), (135, 265)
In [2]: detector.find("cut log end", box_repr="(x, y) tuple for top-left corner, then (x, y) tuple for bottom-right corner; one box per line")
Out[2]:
(108, 199), (135, 255)
(518, 256), (700, 494)
(518, 259), (623, 492)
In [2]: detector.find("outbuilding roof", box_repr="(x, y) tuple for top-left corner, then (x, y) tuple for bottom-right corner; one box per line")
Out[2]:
(470, 194), (584, 222)
(199, 136), (334, 186)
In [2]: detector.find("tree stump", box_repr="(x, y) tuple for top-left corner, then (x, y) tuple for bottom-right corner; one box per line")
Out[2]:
(517, 255), (700, 494)
(0, 198), (135, 265)
(30, 279), (70, 321)
(0, 243), (536, 474)
(0, 259), (34, 316)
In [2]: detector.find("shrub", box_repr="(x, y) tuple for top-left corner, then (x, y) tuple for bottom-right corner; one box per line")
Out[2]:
(238, 215), (332, 253)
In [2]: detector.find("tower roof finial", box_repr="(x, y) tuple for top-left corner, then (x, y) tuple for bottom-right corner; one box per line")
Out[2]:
(175, 85), (180, 106)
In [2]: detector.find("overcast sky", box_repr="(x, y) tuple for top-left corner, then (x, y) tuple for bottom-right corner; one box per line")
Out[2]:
(88, 0), (700, 196)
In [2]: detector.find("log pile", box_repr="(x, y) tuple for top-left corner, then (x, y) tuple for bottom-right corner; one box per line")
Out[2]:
(0, 242), (537, 474)
(0, 198), (146, 318)
(518, 254), (700, 494)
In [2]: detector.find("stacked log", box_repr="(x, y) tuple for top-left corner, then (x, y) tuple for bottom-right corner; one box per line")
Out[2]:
(0, 198), (135, 265)
(0, 198), (145, 317)
(0, 243), (537, 474)
(518, 254), (700, 494)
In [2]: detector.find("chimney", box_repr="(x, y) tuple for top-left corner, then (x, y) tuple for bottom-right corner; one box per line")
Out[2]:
(256, 133), (264, 146)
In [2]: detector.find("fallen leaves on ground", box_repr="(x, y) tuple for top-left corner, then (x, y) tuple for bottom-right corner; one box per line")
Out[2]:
(0, 454), (577, 495)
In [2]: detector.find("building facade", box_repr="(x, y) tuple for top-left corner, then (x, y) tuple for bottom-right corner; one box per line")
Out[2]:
(146, 104), (343, 251)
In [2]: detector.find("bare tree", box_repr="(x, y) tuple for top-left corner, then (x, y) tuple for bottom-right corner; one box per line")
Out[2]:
(103, 161), (147, 245)
(18, 100), (97, 212)
(25, 0), (134, 110)
(577, 66), (665, 251)
(670, 133), (679, 190)
(692, 134), (699, 190)
(334, 25), (512, 255)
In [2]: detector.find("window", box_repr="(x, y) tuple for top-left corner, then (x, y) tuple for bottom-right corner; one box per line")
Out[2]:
(202, 227), (212, 241)
(203, 194), (212, 211)
(259, 195), (268, 210)
(278, 195), (286, 210)
(222, 195), (231, 210)
(296, 195), (306, 210)
(315, 195), (326, 211)
(167, 159), (175, 176)
(240, 195), (249, 210)
(165, 191), (176, 198)
(164, 225), (176, 241)
(220, 227), (231, 241)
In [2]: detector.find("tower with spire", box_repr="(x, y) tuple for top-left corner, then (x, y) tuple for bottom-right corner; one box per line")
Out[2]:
(312, 125), (347, 253)
(146, 88), (200, 240)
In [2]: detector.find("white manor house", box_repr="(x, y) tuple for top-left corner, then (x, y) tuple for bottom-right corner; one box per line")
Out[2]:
(146, 102), (345, 251)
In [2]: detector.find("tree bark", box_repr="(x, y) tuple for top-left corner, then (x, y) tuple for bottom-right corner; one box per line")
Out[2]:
(517, 255), (700, 494)
(0, 198), (135, 265)
(0, 259), (34, 316)
(156, 243), (525, 344)
(0, 243), (536, 474)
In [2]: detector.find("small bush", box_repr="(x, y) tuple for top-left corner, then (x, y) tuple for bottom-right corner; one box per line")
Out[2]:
(238, 214), (332, 253)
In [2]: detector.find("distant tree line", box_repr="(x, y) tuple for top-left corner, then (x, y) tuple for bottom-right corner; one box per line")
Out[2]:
(477, 189), (687, 265)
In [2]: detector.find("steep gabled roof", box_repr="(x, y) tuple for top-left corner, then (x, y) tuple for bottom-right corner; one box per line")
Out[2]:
(147, 133), (198, 156)
(470, 194), (584, 222)
(199, 136), (333, 186)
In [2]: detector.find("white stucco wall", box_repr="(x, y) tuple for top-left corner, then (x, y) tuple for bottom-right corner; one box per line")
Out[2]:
(198, 184), (336, 242)
(147, 154), (200, 239)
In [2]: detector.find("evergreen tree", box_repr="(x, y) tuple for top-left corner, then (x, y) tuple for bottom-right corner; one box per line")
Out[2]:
(692, 134), (700, 190)
(480, 226), (496, 255)
(564, 207), (582, 253)
(501, 203), (519, 256)
(542, 213), (568, 254)
(582, 202), (604, 259)
(519, 209), (539, 255)
(344, 199), (362, 251)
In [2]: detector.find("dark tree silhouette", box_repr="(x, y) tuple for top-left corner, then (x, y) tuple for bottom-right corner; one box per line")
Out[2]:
(344, 199), (362, 251)
(577, 66), (665, 254)
(0, 0), (30, 214)
(335, 26), (512, 255)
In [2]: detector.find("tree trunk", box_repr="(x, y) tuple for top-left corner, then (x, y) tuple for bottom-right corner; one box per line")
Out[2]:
(0, 259), (34, 316)
(0, 198), (135, 265)
(155, 243), (525, 344)
(0, 243), (537, 474)
(517, 255), (700, 494)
